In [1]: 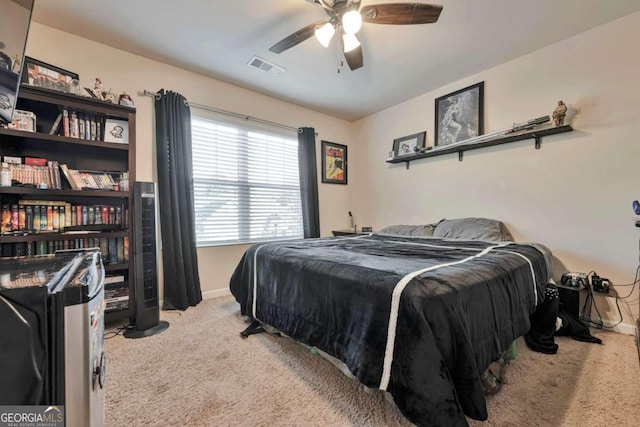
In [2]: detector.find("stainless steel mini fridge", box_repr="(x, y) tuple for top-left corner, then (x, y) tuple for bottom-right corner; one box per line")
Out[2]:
(0, 251), (106, 426)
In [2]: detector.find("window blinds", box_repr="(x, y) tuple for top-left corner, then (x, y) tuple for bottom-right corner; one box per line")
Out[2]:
(191, 115), (303, 246)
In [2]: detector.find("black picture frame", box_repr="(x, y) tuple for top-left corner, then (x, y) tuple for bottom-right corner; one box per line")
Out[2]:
(321, 140), (347, 185)
(392, 131), (426, 158)
(20, 56), (79, 93)
(434, 81), (484, 147)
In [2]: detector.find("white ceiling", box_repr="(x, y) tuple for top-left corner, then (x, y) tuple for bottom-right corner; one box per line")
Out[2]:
(30, 0), (640, 122)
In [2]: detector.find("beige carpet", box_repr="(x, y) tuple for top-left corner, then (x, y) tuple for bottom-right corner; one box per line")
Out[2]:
(105, 296), (640, 426)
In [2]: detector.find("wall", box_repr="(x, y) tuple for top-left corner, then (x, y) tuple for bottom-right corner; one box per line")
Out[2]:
(24, 23), (354, 299)
(351, 11), (640, 333)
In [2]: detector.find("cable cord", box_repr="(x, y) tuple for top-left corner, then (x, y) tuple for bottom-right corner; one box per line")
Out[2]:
(583, 264), (639, 329)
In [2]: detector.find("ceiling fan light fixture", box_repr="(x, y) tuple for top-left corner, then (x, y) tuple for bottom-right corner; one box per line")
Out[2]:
(342, 10), (362, 34)
(314, 22), (335, 48)
(342, 33), (360, 53)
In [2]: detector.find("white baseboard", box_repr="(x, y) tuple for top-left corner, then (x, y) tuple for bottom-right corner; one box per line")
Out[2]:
(607, 322), (636, 336)
(202, 288), (231, 300)
(159, 289), (230, 308)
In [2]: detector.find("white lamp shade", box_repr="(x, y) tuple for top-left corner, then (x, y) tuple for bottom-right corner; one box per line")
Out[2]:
(314, 22), (335, 47)
(342, 10), (362, 34)
(342, 33), (361, 53)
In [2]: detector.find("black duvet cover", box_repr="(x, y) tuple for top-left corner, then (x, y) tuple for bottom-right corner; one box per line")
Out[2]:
(230, 234), (551, 426)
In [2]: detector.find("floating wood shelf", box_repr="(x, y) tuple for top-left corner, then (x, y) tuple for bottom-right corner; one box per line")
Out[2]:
(386, 125), (573, 169)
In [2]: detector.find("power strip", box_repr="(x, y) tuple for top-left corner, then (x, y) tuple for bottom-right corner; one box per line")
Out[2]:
(591, 274), (611, 293)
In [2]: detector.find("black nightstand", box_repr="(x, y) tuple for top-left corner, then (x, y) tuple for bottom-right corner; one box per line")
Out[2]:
(332, 230), (372, 237)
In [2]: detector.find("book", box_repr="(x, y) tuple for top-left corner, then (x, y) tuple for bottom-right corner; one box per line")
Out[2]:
(33, 206), (41, 230)
(59, 206), (65, 232)
(10, 204), (18, 231)
(18, 200), (67, 207)
(88, 206), (95, 225)
(70, 111), (79, 138)
(49, 112), (63, 135)
(101, 206), (109, 224)
(108, 238), (118, 264)
(90, 116), (97, 141)
(25, 205), (33, 231)
(18, 205), (25, 230)
(117, 237), (124, 262)
(62, 109), (70, 137)
(85, 115), (91, 140)
(1, 204), (11, 233)
(24, 157), (47, 166)
(40, 206), (47, 231)
(104, 274), (125, 285)
(2, 156), (22, 165)
(123, 236), (129, 261)
(47, 161), (62, 190)
(60, 164), (79, 190)
(78, 113), (85, 140)
(52, 206), (59, 232)
(1, 243), (12, 257)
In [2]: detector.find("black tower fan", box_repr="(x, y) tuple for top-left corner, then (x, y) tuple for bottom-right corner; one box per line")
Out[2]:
(124, 182), (169, 338)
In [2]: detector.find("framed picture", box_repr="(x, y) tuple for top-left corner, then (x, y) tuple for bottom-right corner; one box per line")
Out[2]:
(392, 131), (426, 158)
(103, 118), (129, 144)
(321, 140), (347, 185)
(21, 57), (79, 94)
(434, 81), (484, 147)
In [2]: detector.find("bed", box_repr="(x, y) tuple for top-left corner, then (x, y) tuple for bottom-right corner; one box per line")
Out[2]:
(230, 218), (553, 426)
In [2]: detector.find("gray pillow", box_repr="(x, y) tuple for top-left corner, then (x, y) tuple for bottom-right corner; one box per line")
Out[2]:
(432, 217), (513, 242)
(378, 224), (437, 237)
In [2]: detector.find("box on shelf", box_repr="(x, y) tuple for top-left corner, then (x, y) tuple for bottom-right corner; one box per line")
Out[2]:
(8, 110), (36, 132)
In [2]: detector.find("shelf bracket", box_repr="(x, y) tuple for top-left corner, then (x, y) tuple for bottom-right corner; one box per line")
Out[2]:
(534, 135), (541, 149)
(458, 151), (464, 162)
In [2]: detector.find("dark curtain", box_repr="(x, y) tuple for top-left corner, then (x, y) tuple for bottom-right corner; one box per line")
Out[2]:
(154, 90), (202, 310)
(297, 127), (320, 238)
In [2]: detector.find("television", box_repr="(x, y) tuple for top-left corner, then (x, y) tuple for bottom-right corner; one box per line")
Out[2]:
(0, 0), (34, 125)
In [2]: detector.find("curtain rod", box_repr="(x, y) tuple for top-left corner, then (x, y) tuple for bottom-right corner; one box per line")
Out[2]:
(139, 90), (311, 134)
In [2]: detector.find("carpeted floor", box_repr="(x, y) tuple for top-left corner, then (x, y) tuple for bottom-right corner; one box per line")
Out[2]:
(104, 296), (640, 426)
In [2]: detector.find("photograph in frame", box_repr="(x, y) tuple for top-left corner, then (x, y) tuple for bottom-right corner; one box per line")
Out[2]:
(103, 118), (129, 144)
(434, 82), (484, 147)
(321, 140), (347, 185)
(392, 131), (426, 158)
(21, 56), (79, 94)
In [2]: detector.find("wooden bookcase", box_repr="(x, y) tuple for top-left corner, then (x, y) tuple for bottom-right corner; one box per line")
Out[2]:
(0, 85), (136, 323)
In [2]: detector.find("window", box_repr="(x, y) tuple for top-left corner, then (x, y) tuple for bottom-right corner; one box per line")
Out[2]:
(191, 114), (303, 246)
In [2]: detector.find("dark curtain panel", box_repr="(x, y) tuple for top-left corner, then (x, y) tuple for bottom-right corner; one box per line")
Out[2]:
(155, 90), (202, 310)
(297, 127), (320, 238)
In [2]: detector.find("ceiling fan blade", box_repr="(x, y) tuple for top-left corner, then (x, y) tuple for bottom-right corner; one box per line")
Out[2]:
(269, 21), (324, 54)
(361, 3), (443, 25)
(341, 35), (364, 71)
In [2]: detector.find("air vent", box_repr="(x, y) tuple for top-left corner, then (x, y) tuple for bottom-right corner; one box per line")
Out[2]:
(247, 56), (285, 76)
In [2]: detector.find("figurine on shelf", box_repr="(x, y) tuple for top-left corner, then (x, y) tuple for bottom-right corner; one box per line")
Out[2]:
(94, 77), (104, 93)
(552, 100), (567, 126)
(118, 93), (134, 107)
(103, 89), (118, 103)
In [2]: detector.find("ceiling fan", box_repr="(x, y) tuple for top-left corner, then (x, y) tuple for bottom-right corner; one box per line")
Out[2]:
(269, 1), (443, 71)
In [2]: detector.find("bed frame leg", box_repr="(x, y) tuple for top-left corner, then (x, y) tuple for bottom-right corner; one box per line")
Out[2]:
(240, 320), (265, 338)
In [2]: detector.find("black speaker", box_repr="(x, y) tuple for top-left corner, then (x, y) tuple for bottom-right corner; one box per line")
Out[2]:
(124, 182), (169, 338)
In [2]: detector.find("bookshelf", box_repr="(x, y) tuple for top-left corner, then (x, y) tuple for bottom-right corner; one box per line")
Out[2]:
(0, 85), (136, 323)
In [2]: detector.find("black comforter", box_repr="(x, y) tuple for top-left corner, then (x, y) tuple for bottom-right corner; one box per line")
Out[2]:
(230, 235), (551, 426)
